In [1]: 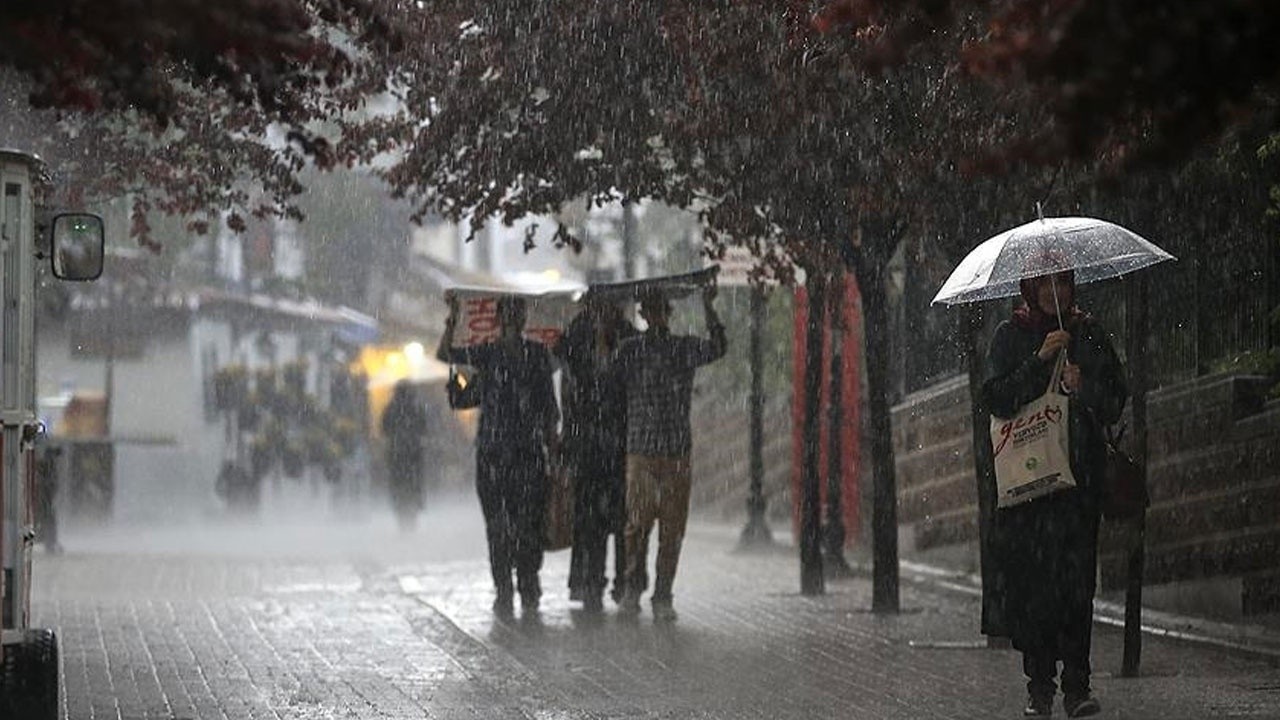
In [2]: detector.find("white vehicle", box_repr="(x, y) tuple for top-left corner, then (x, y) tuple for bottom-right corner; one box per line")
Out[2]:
(0, 149), (104, 719)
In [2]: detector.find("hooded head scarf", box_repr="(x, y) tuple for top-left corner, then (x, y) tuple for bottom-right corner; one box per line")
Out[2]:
(1012, 270), (1087, 333)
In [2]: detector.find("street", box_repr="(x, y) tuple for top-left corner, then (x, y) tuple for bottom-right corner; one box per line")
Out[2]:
(31, 495), (1280, 720)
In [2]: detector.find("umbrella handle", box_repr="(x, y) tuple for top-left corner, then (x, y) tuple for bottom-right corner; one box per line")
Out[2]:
(1050, 273), (1065, 331)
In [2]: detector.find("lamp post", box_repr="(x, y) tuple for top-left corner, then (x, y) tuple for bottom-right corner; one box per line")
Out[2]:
(738, 284), (774, 549)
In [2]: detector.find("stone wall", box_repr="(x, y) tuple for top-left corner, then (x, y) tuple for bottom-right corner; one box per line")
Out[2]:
(891, 371), (1280, 613)
(690, 394), (795, 528)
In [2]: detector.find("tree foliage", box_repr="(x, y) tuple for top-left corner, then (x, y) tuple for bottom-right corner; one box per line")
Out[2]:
(1, 0), (400, 247)
(814, 0), (1280, 167)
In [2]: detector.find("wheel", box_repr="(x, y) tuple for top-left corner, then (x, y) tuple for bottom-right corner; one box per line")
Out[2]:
(0, 629), (60, 720)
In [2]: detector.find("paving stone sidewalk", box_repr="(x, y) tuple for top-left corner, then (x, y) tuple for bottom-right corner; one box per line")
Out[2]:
(29, 515), (1280, 719)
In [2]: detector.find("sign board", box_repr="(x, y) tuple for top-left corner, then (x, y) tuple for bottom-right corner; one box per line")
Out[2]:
(444, 287), (581, 349)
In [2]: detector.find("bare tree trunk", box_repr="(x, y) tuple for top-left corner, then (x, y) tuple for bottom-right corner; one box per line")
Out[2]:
(800, 275), (827, 596)
(853, 260), (900, 613)
(1122, 272), (1150, 676)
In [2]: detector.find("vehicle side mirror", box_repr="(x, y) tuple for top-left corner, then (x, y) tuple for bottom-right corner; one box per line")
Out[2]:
(50, 213), (104, 281)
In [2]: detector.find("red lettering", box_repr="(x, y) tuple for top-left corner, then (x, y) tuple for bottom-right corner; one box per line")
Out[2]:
(993, 420), (1014, 457)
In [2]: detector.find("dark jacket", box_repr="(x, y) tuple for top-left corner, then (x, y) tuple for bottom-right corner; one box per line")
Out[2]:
(556, 312), (635, 458)
(441, 337), (558, 459)
(382, 388), (429, 483)
(982, 315), (1127, 651)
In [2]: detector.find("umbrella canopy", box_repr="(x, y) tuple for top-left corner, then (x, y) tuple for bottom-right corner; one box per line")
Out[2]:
(931, 216), (1175, 306)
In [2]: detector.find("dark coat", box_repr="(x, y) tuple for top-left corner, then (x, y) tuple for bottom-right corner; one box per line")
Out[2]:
(442, 337), (558, 459)
(982, 314), (1127, 652)
(556, 312), (634, 466)
(382, 389), (429, 489)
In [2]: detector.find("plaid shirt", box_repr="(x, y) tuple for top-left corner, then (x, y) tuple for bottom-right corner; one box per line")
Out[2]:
(613, 325), (727, 456)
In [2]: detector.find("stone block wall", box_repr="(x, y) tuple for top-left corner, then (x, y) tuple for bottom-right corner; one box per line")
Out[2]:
(891, 371), (1280, 613)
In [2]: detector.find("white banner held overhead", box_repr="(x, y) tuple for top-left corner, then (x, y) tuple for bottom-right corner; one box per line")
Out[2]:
(444, 287), (581, 349)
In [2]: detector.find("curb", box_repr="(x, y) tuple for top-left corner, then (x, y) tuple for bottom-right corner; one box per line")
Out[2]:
(892, 558), (1280, 665)
(687, 522), (1280, 664)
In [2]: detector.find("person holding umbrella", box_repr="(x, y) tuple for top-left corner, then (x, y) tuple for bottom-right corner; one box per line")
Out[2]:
(934, 214), (1173, 718)
(983, 268), (1127, 718)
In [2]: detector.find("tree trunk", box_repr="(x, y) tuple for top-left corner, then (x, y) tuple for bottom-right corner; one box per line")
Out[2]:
(1122, 272), (1151, 677)
(964, 304), (1005, 638)
(824, 276), (851, 575)
(800, 275), (827, 595)
(854, 263), (900, 613)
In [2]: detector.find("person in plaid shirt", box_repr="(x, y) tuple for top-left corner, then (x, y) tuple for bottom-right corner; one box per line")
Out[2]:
(612, 283), (726, 622)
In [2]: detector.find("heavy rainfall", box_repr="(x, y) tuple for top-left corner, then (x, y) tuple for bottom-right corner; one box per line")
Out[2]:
(1, 2), (1280, 719)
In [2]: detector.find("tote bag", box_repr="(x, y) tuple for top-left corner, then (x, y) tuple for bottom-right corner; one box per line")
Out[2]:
(543, 448), (574, 551)
(990, 355), (1076, 508)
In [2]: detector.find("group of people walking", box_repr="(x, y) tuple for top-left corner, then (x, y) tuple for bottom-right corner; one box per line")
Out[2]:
(403, 263), (1120, 715)
(435, 284), (725, 620)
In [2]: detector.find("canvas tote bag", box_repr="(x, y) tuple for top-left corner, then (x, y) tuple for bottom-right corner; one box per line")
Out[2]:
(990, 355), (1076, 508)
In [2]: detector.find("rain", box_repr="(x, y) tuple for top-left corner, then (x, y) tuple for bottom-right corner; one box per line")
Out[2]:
(2, 3), (1280, 719)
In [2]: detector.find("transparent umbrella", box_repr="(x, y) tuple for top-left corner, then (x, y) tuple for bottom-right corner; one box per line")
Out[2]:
(931, 215), (1176, 307)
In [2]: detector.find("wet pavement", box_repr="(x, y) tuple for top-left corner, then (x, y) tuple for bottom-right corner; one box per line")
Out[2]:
(31, 496), (1280, 719)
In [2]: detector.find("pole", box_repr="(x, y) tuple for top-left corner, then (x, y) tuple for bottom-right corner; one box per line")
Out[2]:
(800, 277), (826, 595)
(738, 284), (773, 549)
(1122, 273), (1150, 677)
(862, 271), (900, 613)
(622, 200), (637, 280)
(824, 275), (852, 575)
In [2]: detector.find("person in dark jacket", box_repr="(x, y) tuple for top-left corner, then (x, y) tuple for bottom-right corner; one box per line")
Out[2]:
(381, 381), (430, 531)
(438, 295), (560, 617)
(557, 298), (638, 612)
(982, 270), (1127, 719)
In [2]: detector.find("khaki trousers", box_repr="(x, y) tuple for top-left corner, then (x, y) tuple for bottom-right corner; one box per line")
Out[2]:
(624, 454), (691, 603)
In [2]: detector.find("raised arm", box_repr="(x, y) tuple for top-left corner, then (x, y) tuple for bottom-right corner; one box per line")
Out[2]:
(436, 295), (482, 366)
(687, 284), (728, 368)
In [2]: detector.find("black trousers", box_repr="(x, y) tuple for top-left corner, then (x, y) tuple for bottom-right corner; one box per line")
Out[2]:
(567, 444), (645, 600)
(477, 450), (546, 600)
(1022, 597), (1095, 700)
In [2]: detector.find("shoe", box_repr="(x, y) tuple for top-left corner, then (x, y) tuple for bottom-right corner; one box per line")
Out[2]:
(1063, 694), (1100, 718)
(1023, 695), (1053, 717)
(492, 594), (514, 619)
(651, 601), (678, 623)
(582, 593), (604, 614)
(520, 592), (541, 613)
(618, 592), (641, 618)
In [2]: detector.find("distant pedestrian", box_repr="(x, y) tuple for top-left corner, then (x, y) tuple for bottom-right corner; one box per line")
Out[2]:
(556, 298), (637, 613)
(438, 296), (560, 617)
(614, 284), (726, 622)
(381, 381), (429, 531)
(983, 270), (1127, 718)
